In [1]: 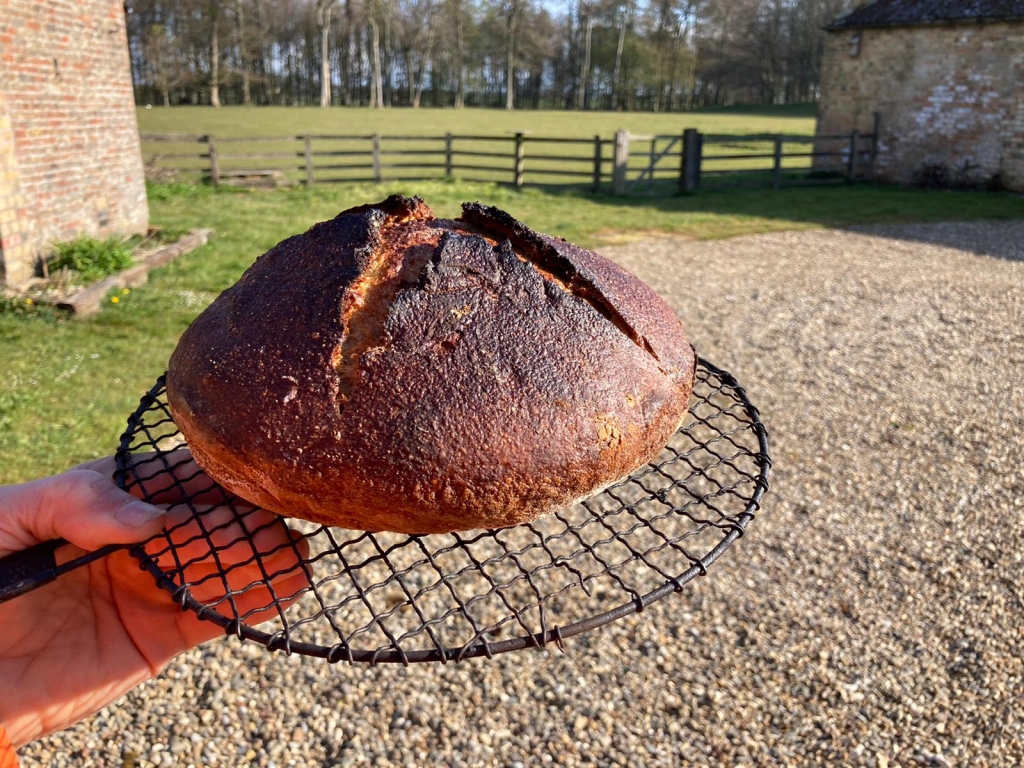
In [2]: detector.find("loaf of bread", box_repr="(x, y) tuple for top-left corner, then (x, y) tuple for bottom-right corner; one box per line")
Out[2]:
(166, 195), (696, 534)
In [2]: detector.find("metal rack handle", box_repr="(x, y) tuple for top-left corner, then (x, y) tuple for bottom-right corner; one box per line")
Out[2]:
(0, 539), (124, 604)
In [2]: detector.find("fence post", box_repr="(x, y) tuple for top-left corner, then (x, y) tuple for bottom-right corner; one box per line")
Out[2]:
(304, 135), (314, 187)
(612, 130), (629, 195)
(648, 138), (657, 195)
(592, 135), (602, 193)
(848, 129), (861, 181)
(207, 135), (220, 186)
(445, 132), (454, 179)
(681, 128), (700, 193)
(677, 130), (686, 194)
(372, 134), (382, 183)
(772, 136), (783, 190)
(869, 112), (881, 177)
(514, 132), (525, 188)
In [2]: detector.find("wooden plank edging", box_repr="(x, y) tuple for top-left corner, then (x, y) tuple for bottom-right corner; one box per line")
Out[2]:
(56, 229), (214, 318)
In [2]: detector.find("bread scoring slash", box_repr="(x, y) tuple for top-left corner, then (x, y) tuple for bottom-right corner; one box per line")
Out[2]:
(166, 196), (697, 534)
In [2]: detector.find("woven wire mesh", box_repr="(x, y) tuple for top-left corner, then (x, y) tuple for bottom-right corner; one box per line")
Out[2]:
(114, 358), (769, 664)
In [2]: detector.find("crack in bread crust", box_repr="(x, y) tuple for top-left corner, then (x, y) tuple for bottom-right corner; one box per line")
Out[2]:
(336, 228), (439, 407)
(458, 203), (663, 364)
(335, 215), (502, 411)
(336, 208), (674, 412)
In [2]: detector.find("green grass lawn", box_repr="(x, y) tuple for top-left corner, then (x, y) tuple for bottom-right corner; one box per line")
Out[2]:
(2, 178), (1022, 483)
(136, 103), (819, 139)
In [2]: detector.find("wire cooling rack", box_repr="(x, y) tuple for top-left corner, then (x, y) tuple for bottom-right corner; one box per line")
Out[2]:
(114, 358), (769, 664)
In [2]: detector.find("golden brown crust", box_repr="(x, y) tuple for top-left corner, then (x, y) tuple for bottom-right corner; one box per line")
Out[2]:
(167, 195), (696, 533)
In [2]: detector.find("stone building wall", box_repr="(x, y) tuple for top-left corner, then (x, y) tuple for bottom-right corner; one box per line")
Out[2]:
(0, 0), (148, 287)
(815, 21), (1024, 191)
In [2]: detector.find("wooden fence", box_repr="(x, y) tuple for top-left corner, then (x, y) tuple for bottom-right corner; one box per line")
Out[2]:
(141, 127), (877, 195)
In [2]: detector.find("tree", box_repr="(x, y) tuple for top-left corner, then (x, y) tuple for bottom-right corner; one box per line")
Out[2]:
(317, 0), (337, 106)
(124, 0), (857, 110)
(209, 1), (223, 107)
(402, 0), (437, 108)
(142, 24), (190, 106)
(612, 0), (633, 110)
(341, 0), (359, 105)
(576, 0), (592, 109)
(444, 0), (472, 107)
(234, 0), (251, 104)
(501, 0), (528, 110)
(367, 1), (385, 107)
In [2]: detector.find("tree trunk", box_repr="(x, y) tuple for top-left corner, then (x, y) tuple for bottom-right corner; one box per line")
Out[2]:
(162, 86), (170, 107)
(343, 28), (354, 104)
(454, 0), (465, 108)
(320, 23), (331, 107)
(251, 0), (269, 105)
(343, 0), (355, 105)
(412, 23), (433, 109)
(685, 38), (697, 110)
(664, 21), (681, 112)
(368, 15), (383, 108)
(576, 3), (591, 110)
(612, 9), (625, 110)
(236, 0), (251, 105)
(319, 2), (332, 107)
(406, 48), (415, 106)
(210, 15), (221, 107)
(356, 25), (365, 104)
(384, 12), (392, 107)
(505, 9), (517, 111)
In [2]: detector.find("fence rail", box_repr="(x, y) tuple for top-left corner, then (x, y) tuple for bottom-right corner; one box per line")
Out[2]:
(141, 125), (877, 195)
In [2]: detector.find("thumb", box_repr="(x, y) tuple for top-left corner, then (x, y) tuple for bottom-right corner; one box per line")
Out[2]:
(0, 469), (166, 553)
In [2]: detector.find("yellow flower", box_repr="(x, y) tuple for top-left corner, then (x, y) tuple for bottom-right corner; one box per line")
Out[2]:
(122, 288), (130, 295)
(110, 296), (120, 304)
(24, 298), (33, 306)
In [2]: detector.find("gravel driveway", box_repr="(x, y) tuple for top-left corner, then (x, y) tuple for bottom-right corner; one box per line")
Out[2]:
(20, 219), (1024, 767)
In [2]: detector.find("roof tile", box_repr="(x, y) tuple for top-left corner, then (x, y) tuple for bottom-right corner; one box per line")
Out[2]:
(830, 0), (1024, 29)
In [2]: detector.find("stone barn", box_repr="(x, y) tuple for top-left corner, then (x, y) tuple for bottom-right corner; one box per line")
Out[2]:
(0, 0), (149, 287)
(815, 0), (1024, 190)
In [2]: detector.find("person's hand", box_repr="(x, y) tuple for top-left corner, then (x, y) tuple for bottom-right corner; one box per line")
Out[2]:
(0, 455), (310, 748)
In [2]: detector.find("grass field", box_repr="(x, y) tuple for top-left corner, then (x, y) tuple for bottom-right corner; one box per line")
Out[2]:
(136, 103), (819, 139)
(2, 176), (1022, 484)
(138, 104), (824, 186)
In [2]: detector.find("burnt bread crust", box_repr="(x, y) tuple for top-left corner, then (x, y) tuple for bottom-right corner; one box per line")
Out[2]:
(167, 195), (697, 534)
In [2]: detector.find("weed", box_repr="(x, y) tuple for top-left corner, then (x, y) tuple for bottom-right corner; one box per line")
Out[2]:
(50, 237), (134, 283)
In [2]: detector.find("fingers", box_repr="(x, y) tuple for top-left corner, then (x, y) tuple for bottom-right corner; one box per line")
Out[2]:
(184, 531), (311, 605)
(70, 454), (317, 644)
(57, 456), (316, 653)
(77, 451), (236, 508)
(214, 557), (312, 628)
(74, 452), (312, 600)
(149, 525), (312, 649)
(147, 505), (297, 568)
(140, 503), (312, 613)
(173, 548), (314, 650)
(107, 529), (312, 664)
(0, 469), (166, 554)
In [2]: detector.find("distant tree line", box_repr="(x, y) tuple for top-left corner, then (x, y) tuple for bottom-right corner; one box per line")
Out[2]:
(125, 0), (853, 110)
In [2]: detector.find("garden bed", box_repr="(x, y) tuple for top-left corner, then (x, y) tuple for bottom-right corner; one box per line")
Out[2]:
(5, 228), (213, 318)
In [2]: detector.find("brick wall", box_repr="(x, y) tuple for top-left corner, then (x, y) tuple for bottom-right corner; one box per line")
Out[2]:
(0, 0), (148, 287)
(815, 21), (1024, 191)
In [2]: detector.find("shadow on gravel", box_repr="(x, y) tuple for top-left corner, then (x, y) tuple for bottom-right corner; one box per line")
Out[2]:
(845, 221), (1024, 263)
(529, 183), (1024, 258)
